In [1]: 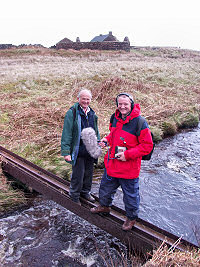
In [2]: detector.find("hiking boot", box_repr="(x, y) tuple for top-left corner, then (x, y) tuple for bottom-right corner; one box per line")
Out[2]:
(122, 218), (136, 231)
(90, 205), (110, 215)
(81, 194), (95, 203)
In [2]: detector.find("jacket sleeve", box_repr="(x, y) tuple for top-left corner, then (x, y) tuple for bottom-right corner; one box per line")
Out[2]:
(125, 123), (153, 160)
(61, 109), (74, 156)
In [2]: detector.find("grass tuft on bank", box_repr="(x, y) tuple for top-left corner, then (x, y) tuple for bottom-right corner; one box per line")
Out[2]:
(0, 161), (26, 213)
(0, 46), (199, 206)
(144, 241), (200, 267)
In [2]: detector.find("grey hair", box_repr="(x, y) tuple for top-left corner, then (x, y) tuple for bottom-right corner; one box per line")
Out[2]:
(78, 88), (92, 99)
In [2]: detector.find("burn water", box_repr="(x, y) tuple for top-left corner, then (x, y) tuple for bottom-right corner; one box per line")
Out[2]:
(0, 124), (200, 266)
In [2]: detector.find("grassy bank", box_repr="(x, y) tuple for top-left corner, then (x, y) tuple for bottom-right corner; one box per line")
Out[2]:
(0, 46), (200, 206)
(0, 47), (199, 265)
(1, 47), (199, 180)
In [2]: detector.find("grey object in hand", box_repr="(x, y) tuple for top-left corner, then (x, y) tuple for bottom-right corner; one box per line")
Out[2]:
(81, 127), (102, 159)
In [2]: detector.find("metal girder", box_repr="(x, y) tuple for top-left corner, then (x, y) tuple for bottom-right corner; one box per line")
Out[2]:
(0, 145), (198, 255)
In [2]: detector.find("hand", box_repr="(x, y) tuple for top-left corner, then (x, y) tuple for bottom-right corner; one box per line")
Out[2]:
(99, 137), (108, 148)
(64, 155), (72, 161)
(115, 152), (126, 161)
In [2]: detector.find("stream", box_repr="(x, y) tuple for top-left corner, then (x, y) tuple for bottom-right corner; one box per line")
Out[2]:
(0, 124), (200, 266)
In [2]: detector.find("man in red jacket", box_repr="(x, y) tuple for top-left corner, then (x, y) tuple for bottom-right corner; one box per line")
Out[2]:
(91, 93), (153, 231)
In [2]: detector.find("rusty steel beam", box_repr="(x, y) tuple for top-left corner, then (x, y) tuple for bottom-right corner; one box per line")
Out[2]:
(0, 145), (198, 254)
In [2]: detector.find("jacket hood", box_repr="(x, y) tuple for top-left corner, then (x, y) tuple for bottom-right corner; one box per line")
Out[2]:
(115, 103), (141, 123)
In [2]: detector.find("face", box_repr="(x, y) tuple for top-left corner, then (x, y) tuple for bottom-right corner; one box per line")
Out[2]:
(117, 96), (132, 117)
(78, 92), (91, 109)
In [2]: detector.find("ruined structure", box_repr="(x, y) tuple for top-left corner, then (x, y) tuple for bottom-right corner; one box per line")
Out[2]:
(0, 44), (14, 49)
(55, 32), (130, 52)
(0, 44), (45, 49)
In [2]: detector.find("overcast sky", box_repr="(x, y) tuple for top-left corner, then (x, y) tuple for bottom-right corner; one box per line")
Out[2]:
(1, 0), (200, 51)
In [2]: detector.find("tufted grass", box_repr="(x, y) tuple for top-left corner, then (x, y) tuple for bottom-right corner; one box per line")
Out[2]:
(0, 162), (26, 213)
(0, 45), (200, 267)
(0, 46), (199, 204)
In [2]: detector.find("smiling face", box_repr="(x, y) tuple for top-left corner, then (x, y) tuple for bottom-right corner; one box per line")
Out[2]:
(117, 95), (132, 117)
(78, 91), (91, 109)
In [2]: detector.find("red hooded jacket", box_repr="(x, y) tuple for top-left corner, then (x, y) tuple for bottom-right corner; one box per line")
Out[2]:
(104, 104), (153, 179)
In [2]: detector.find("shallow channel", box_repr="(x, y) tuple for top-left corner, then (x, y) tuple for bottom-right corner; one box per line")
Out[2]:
(93, 123), (200, 246)
(0, 124), (200, 266)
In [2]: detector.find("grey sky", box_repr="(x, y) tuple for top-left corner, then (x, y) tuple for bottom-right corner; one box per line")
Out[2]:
(1, 0), (200, 50)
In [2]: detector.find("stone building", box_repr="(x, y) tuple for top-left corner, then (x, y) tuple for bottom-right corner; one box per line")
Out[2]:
(55, 31), (130, 52)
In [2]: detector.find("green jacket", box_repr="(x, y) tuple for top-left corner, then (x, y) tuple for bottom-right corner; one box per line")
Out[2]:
(61, 103), (100, 166)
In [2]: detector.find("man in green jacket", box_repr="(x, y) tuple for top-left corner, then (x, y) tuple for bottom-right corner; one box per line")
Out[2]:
(61, 89), (100, 205)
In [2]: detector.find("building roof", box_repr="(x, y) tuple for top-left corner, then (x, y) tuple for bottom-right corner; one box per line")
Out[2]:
(90, 31), (118, 42)
(90, 34), (109, 42)
(57, 38), (73, 44)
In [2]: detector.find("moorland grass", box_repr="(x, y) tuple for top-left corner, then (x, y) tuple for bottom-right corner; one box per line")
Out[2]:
(0, 47), (199, 265)
(0, 163), (26, 213)
(144, 240), (200, 267)
(0, 46), (199, 190)
(0, 46), (199, 189)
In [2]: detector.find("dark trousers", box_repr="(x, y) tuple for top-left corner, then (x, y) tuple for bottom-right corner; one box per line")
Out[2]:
(99, 169), (140, 220)
(70, 156), (94, 201)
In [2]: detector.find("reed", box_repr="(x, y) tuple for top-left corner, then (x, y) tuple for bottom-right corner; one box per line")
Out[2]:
(0, 159), (26, 213)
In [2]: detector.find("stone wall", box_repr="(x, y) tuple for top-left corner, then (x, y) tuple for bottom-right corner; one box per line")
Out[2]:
(0, 44), (45, 50)
(0, 44), (14, 49)
(56, 41), (130, 52)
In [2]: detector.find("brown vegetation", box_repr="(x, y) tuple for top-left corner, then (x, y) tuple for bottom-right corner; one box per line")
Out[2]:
(0, 158), (26, 213)
(144, 240), (200, 267)
(0, 46), (199, 179)
(0, 46), (200, 267)
(0, 47), (199, 182)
